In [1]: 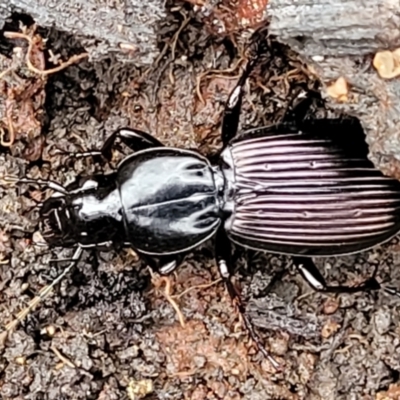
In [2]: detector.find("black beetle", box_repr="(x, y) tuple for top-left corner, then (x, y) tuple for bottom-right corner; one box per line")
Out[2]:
(4, 36), (400, 367)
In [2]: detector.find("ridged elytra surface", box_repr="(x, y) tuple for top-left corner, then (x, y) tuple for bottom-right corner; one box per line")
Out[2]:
(226, 128), (400, 255)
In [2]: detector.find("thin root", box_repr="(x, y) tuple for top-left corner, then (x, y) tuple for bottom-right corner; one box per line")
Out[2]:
(4, 285), (55, 332)
(0, 66), (14, 81)
(168, 368), (199, 378)
(4, 31), (88, 76)
(171, 12), (191, 61)
(149, 269), (185, 328)
(195, 56), (246, 105)
(173, 277), (222, 299)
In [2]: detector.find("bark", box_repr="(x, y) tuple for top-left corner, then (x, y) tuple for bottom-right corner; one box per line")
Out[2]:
(0, 0), (165, 66)
(268, 0), (400, 178)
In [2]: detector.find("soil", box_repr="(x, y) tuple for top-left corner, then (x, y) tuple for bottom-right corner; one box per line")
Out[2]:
(1, 3), (400, 400)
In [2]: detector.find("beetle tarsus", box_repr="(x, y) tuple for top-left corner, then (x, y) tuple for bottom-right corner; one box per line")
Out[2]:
(295, 257), (382, 294)
(216, 229), (281, 369)
(224, 276), (282, 370)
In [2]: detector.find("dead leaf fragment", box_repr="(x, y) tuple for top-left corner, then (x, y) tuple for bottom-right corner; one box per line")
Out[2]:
(326, 77), (349, 102)
(321, 319), (341, 339)
(238, 0), (269, 27)
(373, 49), (400, 79)
(127, 379), (153, 400)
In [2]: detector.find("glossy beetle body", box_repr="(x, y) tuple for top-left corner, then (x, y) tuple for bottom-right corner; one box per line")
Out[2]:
(40, 122), (400, 266)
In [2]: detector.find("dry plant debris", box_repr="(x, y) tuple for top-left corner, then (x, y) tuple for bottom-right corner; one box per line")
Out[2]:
(126, 379), (154, 400)
(373, 49), (400, 79)
(0, 25), (87, 160)
(326, 76), (349, 102)
(186, 0), (268, 34)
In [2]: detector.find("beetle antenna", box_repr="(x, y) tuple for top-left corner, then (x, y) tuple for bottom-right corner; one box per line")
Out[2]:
(3, 246), (83, 334)
(1, 176), (69, 195)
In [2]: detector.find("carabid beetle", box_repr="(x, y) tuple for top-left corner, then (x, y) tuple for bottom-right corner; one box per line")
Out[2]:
(4, 34), (400, 367)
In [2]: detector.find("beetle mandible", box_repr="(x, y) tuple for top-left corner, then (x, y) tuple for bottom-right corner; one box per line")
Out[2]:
(4, 33), (400, 367)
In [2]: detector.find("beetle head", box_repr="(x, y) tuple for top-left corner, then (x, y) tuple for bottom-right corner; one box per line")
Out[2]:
(39, 195), (77, 247)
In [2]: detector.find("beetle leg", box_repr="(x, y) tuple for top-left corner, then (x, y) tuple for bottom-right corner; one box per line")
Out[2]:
(159, 258), (180, 275)
(294, 257), (382, 294)
(100, 128), (164, 160)
(215, 230), (281, 369)
(221, 58), (258, 146)
(382, 286), (400, 298)
(142, 253), (184, 275)
(51, 128), (164, 161)
(281, 89), (314, 126)
(215, 228), (233, 278)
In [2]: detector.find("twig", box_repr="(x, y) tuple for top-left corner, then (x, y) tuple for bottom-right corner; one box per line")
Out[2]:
(3, 247), (82, 334)
(0, 66), (14, 81)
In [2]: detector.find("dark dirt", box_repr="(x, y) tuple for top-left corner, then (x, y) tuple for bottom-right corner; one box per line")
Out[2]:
(1, 3), (400, 400)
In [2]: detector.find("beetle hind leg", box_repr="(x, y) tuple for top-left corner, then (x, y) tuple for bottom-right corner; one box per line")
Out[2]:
(295, 257), (383, 294)
(215, 229), (281, 369)
(141, 253), (184, 275)
(221, 59), (257, 146)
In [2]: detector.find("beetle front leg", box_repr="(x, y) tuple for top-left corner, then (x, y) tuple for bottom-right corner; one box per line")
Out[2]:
(294, 257), (382, 294)
(52, 128), (164, 161)
(100, 128), (164, 160)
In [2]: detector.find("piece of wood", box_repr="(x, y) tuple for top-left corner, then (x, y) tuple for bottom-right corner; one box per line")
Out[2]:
(0, 0), (166, 66)
(268, 0), (400, 178)
(268, 0), (400, 56)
